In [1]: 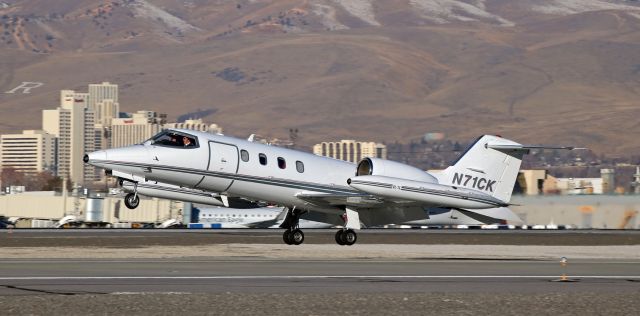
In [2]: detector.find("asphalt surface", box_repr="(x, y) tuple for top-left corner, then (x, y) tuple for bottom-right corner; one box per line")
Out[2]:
(1, 230), (639, 315)
(2, 229), (640, 247)
(0, 258), (638, 315)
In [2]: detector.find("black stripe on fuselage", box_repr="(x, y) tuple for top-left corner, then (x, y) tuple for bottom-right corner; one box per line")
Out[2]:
(100, 160), (360, 195)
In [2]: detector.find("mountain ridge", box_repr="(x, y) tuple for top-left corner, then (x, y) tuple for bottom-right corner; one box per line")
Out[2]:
(0, 0), (639, 154)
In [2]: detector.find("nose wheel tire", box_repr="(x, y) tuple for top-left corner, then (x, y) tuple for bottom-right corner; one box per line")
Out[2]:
(283, 229), (304, 245)
(335, 229), (357, 246)
(124, 193), (140, 209)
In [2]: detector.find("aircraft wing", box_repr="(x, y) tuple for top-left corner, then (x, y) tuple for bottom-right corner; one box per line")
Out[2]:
(295, 192), (428, 227)
(295, 192), (419, 208)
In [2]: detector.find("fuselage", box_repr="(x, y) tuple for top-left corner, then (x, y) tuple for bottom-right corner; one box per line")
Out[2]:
(89, 129), (358, 215)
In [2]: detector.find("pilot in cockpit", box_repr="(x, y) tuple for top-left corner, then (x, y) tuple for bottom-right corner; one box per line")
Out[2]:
(182, 136), (193, 147)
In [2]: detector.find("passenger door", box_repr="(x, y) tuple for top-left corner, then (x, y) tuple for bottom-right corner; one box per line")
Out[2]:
(196, 141), (239, 192)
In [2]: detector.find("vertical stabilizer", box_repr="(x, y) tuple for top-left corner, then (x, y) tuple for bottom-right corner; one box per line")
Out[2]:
(437, 135), (525, 203)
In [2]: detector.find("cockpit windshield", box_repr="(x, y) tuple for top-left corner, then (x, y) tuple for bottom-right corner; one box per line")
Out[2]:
(148, 130), (198, 148)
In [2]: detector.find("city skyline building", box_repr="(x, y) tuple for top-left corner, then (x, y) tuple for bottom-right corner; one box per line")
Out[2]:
(0, 82), (230, 187)
(88, 82), (119, 126)
(0, 130), (56, 174)
(313, 140), (387, 163)
(42, 90), (96, 185)
(111, 111), (165, 148)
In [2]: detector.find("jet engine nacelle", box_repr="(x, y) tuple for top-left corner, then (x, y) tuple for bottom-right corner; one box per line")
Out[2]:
(356, 157), (438, 183)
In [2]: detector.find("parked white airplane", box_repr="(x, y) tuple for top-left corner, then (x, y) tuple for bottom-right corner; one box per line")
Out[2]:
(197, 206), (333, 229)
(85, 130), (571, 245)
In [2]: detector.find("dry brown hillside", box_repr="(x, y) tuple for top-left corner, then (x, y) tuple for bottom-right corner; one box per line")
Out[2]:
(0, 0), (639, 154)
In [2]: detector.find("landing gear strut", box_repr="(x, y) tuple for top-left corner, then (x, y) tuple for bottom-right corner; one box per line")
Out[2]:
(123, 182), (140, 209)
(280, 207), (306, 245)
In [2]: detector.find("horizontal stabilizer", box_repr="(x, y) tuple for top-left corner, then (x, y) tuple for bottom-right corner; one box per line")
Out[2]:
(486, 143), (579, 151)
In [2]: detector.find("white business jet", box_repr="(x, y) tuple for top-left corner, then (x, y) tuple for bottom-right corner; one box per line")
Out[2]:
(85, 130), (571, 245)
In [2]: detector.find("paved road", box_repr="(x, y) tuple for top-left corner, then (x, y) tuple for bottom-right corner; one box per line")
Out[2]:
(2, 229), (639, 247)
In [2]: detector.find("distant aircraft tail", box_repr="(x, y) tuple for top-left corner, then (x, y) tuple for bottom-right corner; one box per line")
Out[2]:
(437, 135), (526, 204)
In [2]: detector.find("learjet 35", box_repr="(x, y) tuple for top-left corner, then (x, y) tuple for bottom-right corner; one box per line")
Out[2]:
(85, 130), (571, 245)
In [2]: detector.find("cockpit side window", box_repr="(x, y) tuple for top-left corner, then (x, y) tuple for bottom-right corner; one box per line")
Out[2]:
(150, 131), (199, 149)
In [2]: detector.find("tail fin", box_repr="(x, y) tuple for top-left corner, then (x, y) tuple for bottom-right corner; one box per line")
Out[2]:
(438, 135), (526, 204)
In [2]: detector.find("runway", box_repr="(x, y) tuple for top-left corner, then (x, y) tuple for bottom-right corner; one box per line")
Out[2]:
(1, 230), (639, 315)
(3, 228), (640, 247)
(1, 258), (639, 294)
(0, 257), (639, 315)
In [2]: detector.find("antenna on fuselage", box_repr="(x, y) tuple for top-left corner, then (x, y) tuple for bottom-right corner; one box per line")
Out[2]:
(247, 134), (255, 142)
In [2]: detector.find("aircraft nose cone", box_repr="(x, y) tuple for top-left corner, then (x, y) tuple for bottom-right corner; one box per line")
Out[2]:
(85, 151), (107, 164)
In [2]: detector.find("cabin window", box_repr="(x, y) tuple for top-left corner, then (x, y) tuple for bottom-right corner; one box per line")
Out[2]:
(240, 150), (249, 162)
(259, 153), (267, 165)
(296, 161), (304, 173)
(278, 157), (286, 169)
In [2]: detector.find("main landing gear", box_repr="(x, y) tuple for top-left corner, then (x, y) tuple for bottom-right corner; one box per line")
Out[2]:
(280, 207), (360, 246)
(334, 208), (360, 246)
(280, 207), (306, 245)
(335, 229), (357, 246)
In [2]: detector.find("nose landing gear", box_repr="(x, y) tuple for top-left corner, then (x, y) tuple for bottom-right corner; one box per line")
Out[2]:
(123, 181), (140, 209)
(124, 192), (140, 209)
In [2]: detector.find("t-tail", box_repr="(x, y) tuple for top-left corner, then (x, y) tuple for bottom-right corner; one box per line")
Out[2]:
(436, 135), (574, 204)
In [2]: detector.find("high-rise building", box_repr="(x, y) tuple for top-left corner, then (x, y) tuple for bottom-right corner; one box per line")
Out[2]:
(88, 82), (119, 126)
(164, 119), (223, 134)
(42, 90), (96, 185)
(111, 111), (165, 148)
(312, 140), (387, 163)
(94, 99), (119, 127)
(0, 130), (56, 174)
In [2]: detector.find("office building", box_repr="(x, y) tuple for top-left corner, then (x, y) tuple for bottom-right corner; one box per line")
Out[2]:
(313, 140), (387, 163)
(42, 90), (96, 185)
(88, 82), (119, 126)
(111, 111), (165, 148)
(0, 130), (56, 174)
